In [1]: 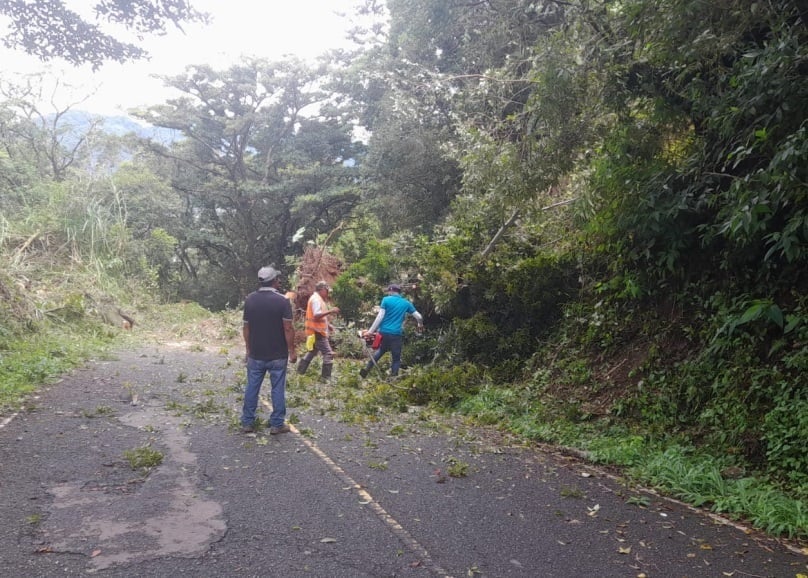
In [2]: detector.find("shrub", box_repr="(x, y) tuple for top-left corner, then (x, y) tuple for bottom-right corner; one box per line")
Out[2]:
(763, 389), (808, 486)
(405, 362), (486, 406)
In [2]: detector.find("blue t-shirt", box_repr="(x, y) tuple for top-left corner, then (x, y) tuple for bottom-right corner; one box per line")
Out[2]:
(378, 294), (416, 335)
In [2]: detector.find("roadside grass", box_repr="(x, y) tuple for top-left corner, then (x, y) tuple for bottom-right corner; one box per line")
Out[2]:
(0, 297), (232, 415)
(457, 384), (808, 541)
(0, 325), (113, 412)
(636, 447), (808, 539)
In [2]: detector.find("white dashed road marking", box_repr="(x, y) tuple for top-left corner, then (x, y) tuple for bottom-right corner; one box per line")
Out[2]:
(260, 398), (453, 577)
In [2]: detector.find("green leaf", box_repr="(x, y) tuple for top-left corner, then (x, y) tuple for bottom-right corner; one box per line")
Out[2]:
(766, 305), (784, 328)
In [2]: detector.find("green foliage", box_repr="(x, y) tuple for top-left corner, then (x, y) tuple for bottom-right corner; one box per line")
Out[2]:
(132, 57), (364, 306)
(635, 446), (808, 539)
(460, 375), (808, 538)
(0, 0), (207, 68)
(458, 384), (543, 427)
(698, 16), (808, 266)
(708, 296), (785, 355)
(123, 445), (164, 471)
(329, 326), (365, 360)
(447, 314), (499, 365)
(587, 435), (650, 468)
(402, 331), (439, 367)
(332, 238), (395, 322)
(417, 248), (577, 374)
(0, 325), (112, 411)
(403, 363), (487, 407)
(332, 233), (429, 324)
(763, 388), (808, 487)
(362, 116), (461, 234)
(446, 457), (470, 478)
(332, 214), (382, 265)
(143, 228), (180, 300)
(571, 0), (808, 317)
(0, 272), (33, 342)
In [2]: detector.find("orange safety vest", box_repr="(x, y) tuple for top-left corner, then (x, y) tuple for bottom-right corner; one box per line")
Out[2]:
(305, 292), (328, 336)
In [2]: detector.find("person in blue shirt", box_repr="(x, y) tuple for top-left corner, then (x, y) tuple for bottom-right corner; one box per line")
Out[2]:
(360, 284), (423, 378)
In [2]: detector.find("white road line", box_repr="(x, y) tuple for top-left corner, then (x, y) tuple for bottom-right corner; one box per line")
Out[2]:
(260, 398), (452, 577)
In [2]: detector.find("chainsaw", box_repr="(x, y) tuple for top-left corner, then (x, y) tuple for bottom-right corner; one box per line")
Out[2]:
(359, 330), (382, 349)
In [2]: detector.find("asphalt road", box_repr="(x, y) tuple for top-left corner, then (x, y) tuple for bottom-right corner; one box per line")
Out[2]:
(0, 341), (805, 577)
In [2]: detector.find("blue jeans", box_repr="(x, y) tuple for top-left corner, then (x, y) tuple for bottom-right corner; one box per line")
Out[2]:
(242, 357), (287, 428)
(367, 333), (404, 376)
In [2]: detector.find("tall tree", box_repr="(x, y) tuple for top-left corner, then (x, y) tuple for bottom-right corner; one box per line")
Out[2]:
(136, 57), (363, 305)
(0, 75), (104, 182)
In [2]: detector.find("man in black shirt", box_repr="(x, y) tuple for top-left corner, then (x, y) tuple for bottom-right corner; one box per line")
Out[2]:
(241, 266), (297, 434)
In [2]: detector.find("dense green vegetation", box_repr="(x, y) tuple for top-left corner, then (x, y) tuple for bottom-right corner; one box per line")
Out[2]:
(1, 0), (806, 539)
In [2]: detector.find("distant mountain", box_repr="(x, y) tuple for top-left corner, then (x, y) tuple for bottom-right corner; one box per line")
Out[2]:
(52, 110), (182, 145)
(99, 114), (182, 144)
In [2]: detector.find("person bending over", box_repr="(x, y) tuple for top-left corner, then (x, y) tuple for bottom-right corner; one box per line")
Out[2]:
(360, 284), (423, 378)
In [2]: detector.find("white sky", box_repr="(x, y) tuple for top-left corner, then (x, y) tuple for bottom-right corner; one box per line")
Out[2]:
(1, 0), (370, 116)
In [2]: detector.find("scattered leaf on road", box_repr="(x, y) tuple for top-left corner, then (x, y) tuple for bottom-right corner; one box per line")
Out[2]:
(618, 546), (632, 555)
(320, 538), (337, 543)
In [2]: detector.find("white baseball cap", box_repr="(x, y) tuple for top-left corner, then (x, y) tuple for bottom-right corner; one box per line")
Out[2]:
(257, 266), (280, 282)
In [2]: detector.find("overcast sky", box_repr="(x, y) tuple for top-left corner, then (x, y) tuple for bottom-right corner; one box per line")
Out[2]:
(1, 0), (370, 116)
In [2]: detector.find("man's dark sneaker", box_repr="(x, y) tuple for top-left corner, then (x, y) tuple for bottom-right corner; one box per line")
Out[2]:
(269, 424), (291, 435)
(359, 367), (369, 378)
(241, 424), (255, 434)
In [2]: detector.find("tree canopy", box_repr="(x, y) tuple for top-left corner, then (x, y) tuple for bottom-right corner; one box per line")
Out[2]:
(1, 0), (208, 69)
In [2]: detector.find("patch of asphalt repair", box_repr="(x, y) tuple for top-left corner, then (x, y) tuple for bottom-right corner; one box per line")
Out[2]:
(42, 405), (227, 571)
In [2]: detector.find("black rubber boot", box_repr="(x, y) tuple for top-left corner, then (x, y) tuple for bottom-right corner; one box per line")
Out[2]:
(321, 363), (333, 383)
(297, 357), (311, 374)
